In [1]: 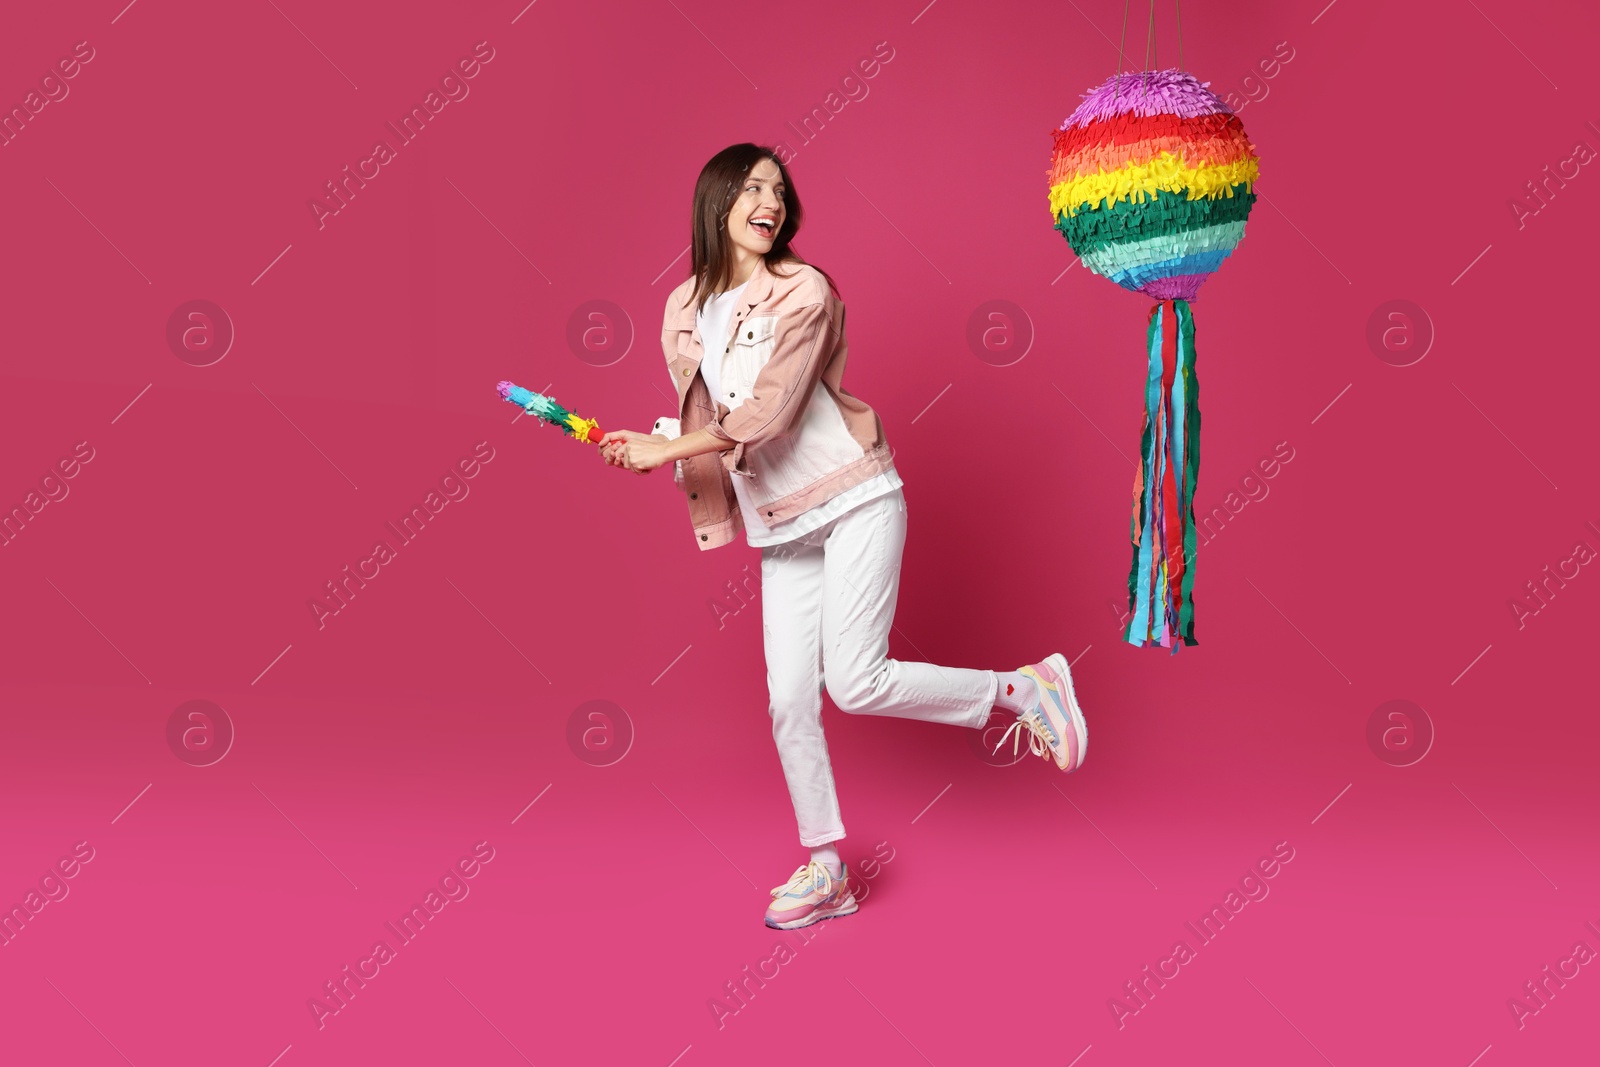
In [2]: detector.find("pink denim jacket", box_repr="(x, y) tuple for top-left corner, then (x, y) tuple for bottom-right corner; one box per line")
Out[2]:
(655, 256), (896, 550)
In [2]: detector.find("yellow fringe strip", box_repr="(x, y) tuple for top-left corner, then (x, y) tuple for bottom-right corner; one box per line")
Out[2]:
(1049, 153), (1260, 220)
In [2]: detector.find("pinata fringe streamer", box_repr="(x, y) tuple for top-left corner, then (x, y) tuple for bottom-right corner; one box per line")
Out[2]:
(1125, 298), (1200, 651)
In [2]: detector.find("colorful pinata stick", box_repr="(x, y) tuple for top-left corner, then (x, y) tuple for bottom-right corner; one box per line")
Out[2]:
(496, 381), (606, 444)
(1048, 69), (1260, 653)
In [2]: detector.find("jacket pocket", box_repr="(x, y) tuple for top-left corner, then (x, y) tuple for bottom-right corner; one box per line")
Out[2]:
(723, 314), (779, 405)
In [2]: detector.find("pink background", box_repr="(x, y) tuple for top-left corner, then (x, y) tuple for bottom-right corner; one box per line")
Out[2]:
(2, 0), (1595, 1064)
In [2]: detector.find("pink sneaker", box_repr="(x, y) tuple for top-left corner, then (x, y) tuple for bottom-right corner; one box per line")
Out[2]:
(993, 652), (1087, 772)
(764, 859), (859, 930)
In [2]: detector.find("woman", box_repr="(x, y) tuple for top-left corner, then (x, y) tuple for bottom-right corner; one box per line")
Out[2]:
(599, 144), (1088, 930)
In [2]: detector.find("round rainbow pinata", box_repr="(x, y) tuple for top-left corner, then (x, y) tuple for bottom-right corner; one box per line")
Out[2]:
(1047, 69), (1261, 651)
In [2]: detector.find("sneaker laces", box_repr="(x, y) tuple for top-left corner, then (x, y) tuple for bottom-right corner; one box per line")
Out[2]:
(770, 860), (834, 899)
(993, 708), (1054, 761)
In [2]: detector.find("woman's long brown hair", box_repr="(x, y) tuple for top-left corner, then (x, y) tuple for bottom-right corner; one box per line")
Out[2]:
(686, 143), (840, 316)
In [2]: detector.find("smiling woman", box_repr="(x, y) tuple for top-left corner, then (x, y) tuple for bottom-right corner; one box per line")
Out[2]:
(683, 147), (834, 318)
(594, 143), (1091, 933)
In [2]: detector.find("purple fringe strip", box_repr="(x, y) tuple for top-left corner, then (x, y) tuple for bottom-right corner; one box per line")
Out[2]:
(1140, 273), (1210, 300)
(1059, 69), (1232, 130)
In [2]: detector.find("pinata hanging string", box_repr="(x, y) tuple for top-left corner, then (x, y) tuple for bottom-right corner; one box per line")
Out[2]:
(1142, 0), (1155, 98)
(1117, 0), (1130, 82)
(1146, 0), (1156, 68)
(1118, 0), (1180, 83)
(1175, 0), (1184, 70)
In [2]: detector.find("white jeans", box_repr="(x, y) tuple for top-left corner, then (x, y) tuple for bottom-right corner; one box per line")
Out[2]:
(759, 485), (999, 847)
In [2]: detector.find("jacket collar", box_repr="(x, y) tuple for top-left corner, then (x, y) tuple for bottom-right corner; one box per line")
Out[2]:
(667, 255), (777, 331)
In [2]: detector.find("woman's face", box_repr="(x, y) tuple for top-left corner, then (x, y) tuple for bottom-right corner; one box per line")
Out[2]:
(724, 157), (786, 260)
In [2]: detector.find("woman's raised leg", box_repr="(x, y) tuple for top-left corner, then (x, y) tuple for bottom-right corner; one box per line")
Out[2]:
(819, 488), (998, 728)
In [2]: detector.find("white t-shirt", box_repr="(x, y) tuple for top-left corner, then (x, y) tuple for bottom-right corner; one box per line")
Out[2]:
(696, 283), (901, 547)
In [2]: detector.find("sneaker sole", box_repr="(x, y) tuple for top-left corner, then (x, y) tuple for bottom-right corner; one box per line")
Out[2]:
(1033, 652), (1088, 772)
(764, 892), (859, 930)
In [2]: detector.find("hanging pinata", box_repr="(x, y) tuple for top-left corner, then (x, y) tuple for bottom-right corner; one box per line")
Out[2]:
(1048, 68), (1259, 652)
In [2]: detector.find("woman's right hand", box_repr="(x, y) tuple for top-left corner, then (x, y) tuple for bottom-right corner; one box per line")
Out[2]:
(598, 430), (666, 474)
